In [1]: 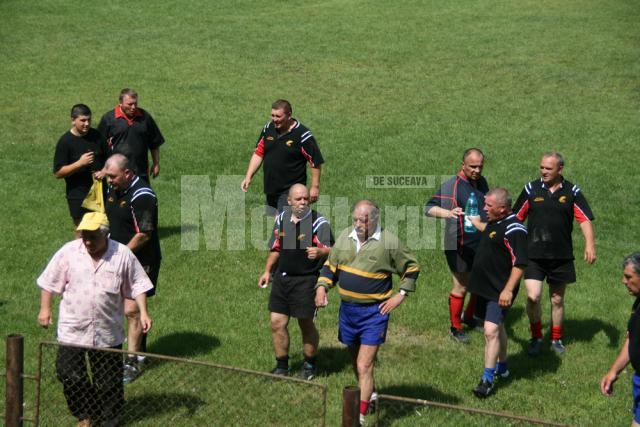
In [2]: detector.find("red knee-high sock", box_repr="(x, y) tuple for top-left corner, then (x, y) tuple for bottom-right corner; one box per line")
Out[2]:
(530, 321), (542, 339)
(551, 325), (563, 341)
(360, 400), (370, 416)
(449, 293), (464, 329)
(463, 293), (477, 321)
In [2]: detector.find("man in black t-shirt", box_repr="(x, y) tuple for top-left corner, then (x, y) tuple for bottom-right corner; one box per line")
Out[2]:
(513, 152), (596, 356)
(104, 153), (161, 384)
(600, 253), (640, 426)
(425, 148), (489, 343)
(53, 104), (108, 230)
(258, 184), (332, 380)
(98, 88), (165, 181)
(241, 100), (324, 214)
(468, 188), (528, 398)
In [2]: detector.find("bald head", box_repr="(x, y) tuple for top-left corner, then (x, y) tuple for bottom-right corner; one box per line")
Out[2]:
(287, 184), (310, 217)
(288, 183), (308, 198)
(105, 153), (132, 171)
(352, 200), (380, 242)
(104, 154), (134, 190)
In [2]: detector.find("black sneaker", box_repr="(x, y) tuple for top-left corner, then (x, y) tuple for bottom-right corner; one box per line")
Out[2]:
(450, 327), (469, 344)
(527, 338), (542, 356)
(461, 314), (477, 329)
(473, 379), (494, 398)
(270, 367), (290, 376)
(298, 362), (316, 380)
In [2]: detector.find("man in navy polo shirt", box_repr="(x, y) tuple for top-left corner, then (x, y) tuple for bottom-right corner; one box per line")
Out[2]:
(468, 188), (528, 398)
(104, 153), (161, 383)
(425, 148), (489, 343)
(513, 152), (596, 355)
(241, 100), (324, 214)
(600, 253), (640, 427)
(98, 88), (165, 181)
(258, 184), (332, 380)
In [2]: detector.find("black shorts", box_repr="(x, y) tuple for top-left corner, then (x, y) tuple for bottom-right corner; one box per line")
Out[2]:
(265, 192), (289, 215)
(525, 259), (576, 286)
(67, 198), (90, 222)
(268, 273), (317, 319)
(445, 247), (476, 273)
(142, 263), (160, 297)
(474, 296), (510, 325)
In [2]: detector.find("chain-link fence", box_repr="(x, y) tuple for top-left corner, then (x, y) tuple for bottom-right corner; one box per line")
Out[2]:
(372, 394), (572, 427)
(35, 341), (326, 426)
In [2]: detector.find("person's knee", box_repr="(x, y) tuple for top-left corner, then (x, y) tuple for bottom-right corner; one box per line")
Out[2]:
(270, 316), (288, 334)
(484, 325), (499, 341)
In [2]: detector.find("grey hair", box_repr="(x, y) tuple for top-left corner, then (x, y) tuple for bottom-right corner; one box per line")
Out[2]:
(353, 199), (380, 223)
(486, 188), (512, 208)
(623, 253), (640, 276)
(542, 151), (565, 167)
(106, 153), (133, 172)
(98, 224), (110, 235)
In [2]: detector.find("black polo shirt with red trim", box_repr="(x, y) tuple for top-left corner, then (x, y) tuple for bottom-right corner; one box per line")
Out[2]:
(267, 209), (333, 276)
(513, 178), (594, 260)
(98, 105), (164, 179)
(424, 172), (489, 251)
(53, 129), (109, 200)
(468, 214), (528, 301)
(105, 176), (161, 266)
(254, 120), (324, 195)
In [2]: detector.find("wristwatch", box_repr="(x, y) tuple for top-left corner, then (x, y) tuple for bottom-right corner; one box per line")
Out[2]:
(399, 289), (408, 297)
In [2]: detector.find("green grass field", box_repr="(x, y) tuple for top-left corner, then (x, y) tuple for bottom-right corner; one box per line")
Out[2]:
(1, 0), (640, 425)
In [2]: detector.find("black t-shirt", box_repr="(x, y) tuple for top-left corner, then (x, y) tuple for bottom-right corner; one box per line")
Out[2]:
(97, 106), (164, 179)
(425, 172), (489, 251)
(105, 176), (161, 266)
(469, 214), (528, 301)
(53, 129), (108, 200)
(267, 209), (333, 275)
(513, 178), (594, 260)
(254, 120), (324, 195)
(628, 298), (640, 373)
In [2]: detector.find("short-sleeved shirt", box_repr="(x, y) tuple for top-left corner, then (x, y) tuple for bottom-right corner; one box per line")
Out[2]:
(97, 105), (164, 179)
(53, 129), (109, 200)
(425, 172), (489, 251)
(254, 120), (324, 195)
(468, 214), (528, 301)
(267, 208), (333, 275)
(629, 297), (640, 373)
(513, 178), (594, 260)
(37, 238), (153, 347)
(105, 176), (161, 266)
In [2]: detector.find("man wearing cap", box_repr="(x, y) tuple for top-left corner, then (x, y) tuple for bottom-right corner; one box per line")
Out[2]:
(104, 153), (161, 382)
(37, 212), (153, 427)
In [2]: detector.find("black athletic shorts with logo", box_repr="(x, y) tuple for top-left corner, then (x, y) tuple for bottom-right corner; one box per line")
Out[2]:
(269, 273), (317, 319)
(525, 259), (576, 286)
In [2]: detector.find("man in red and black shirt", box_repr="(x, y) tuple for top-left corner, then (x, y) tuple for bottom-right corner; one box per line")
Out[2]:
(104, 153), (161, 383)
(98, 88), (165, 182)
(468, 188), (528, 398)
(513, 152), (596, 356)
(241, 100), (324, 213)
(258, 184), (332, 380)
(425, 148), (489, 343)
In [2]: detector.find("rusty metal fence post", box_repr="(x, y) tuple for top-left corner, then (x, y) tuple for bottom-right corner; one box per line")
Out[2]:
(5, 334), (24, 427)
(342, 385), (360, 427)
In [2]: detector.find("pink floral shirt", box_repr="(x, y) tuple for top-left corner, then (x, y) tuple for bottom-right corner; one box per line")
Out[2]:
(37, 238), (153, 347)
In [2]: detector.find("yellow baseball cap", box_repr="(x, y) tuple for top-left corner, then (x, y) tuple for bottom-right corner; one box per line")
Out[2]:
(76, 212), (109, 231)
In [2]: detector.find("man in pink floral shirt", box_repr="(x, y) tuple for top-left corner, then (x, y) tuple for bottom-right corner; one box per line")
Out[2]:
(37, 212), (152, 427)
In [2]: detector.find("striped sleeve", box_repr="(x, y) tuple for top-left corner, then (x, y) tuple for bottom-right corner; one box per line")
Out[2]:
(504, 222), (528, 267)
(572, 185), (594, 223)
(513, 186), (530, 221)
(392, 239), (420, 293)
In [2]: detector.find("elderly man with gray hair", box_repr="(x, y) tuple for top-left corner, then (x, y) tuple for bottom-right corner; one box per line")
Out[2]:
(315, 200), (420, 425)
(37, 212), (153, 427)
(600, 253), (640, 427)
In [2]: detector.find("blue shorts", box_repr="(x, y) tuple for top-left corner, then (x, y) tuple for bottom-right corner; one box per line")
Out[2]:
(339, 302), (389, 346)
(474, 296), (509, 325)
(632, 374), (640, 423)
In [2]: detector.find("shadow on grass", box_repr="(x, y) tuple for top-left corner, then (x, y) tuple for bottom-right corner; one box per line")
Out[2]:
(312, 346), (353, 376)
(158, 225), (185, 240)
(376, 384), (460, 426)
(563, 318), (620, 347)
(124, 392), (206, 424)
(145, 331), (220, 372)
